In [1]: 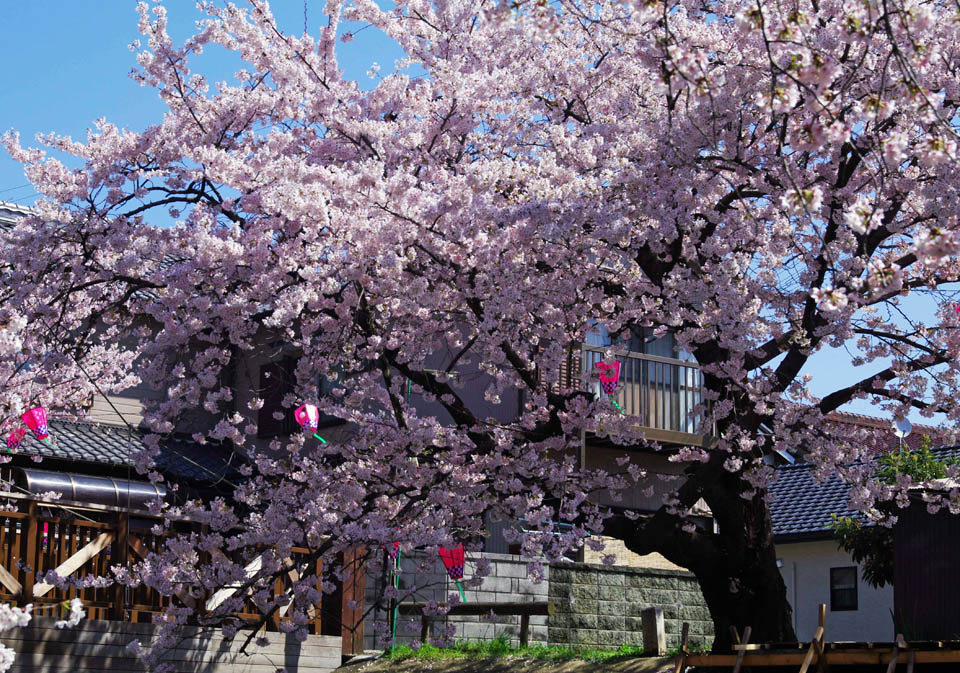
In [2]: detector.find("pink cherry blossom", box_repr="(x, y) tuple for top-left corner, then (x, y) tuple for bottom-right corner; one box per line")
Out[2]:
(3, 0), (960, 654)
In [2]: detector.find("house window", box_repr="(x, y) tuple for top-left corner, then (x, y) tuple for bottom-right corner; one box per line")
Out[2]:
(585, 324), (694, 361)
(257, 357), (299, 438)
(258, 357), (345, 437)
(830, 567), (858, 611)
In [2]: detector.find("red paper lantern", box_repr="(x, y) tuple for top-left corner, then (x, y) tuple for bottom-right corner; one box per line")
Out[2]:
(438, 544), (465, 580)
(595, 361), (621, 394)
(5, 428), (26, 451)
(294, 403), (320, 432)
(21, 407), (48, 441)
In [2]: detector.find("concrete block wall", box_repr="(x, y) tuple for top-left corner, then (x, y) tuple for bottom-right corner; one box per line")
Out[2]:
(548, 563), (713, 651)
(2, 616), (342, 673)
(363, 553), (713, 652)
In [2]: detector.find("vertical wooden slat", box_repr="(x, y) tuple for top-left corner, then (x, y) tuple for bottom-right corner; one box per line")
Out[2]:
(672, 365), (680, 432)
(341, 547), (366, 656)
(60, 521), (74, 604)
(272, 574), (285, 631)
(20, 502), (37, 606)
(110, 512), (129, 620)
(314, 557), (324, 635)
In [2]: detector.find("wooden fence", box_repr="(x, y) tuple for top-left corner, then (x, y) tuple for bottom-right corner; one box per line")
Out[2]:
(0, 492), (365, 654)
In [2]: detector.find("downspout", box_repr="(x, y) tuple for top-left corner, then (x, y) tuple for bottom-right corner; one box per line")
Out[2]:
(793, 561), (799, 635)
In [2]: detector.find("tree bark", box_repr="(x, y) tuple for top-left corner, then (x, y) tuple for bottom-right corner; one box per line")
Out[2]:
(608, 463), (796, 651)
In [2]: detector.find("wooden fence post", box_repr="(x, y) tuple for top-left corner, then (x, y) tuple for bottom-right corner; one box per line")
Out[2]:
(314, 557), (324, 635)
(19, 502), (37, 607)
(341, 547), (366, 656)
(110, 512), (129, 621)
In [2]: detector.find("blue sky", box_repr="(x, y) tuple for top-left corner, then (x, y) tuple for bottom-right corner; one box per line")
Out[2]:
(0, 2), (939, 428)
(0, 1), (400, 200)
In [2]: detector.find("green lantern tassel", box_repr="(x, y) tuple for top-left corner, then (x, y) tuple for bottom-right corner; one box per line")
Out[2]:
(391, 548), (401, 646)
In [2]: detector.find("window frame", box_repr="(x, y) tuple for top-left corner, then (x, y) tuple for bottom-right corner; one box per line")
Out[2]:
(830, 566), (858, 612)
(256, 356), (300, 438)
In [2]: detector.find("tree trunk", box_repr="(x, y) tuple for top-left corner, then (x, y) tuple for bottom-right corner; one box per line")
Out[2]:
(612, 465), (797, 651)
(691, 530), (796, 650)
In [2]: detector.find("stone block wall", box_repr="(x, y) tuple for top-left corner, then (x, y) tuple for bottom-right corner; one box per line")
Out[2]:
(1, 616), (342, 673)
(363, 553), (713, 652)
(548, 563), (713, 650)
(364, 552), (549, 650)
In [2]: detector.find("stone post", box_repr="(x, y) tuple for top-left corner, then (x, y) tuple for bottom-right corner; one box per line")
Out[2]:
(641, 606), (666, 655)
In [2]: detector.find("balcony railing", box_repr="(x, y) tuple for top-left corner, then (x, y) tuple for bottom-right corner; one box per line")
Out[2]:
(579, 346), (708, 436)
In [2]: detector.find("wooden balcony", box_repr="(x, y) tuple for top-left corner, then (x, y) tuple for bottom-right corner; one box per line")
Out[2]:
(575, 346), (711, 446)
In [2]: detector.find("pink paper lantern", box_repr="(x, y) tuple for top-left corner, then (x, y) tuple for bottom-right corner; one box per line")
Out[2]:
(21, 407), (49, 441)
(6, 428), (26, 451)
(438, 544), (465, 580)
(293, 403), (320, 432)
(595, 361), (621, 395)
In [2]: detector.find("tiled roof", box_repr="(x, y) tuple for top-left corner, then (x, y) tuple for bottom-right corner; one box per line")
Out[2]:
(771, 446), (960, 539)
(17, 419), (243, 484)
(770, 463), (859, 538)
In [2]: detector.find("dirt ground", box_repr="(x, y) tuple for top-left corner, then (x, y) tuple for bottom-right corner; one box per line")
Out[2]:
(337, 654), (677, 673)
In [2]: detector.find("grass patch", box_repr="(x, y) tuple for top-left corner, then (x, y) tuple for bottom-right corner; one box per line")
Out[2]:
(384, 636), (645, 662)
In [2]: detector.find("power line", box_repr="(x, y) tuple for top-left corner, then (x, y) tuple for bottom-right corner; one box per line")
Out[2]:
(0, 184), (33, 195)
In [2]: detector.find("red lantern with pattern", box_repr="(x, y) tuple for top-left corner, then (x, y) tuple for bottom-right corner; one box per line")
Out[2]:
(595, 361), (621, 394)
(5, 428), (26, 451)
(21, 407), (49, 442)
(438, 544), (465, 580)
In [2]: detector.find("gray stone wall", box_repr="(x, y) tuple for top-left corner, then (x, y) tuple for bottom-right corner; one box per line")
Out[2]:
(548, 563), (713, 650)
(363, 553), (713, 652)
(363, 552), (549, 650)
(1, 616), (342, 673)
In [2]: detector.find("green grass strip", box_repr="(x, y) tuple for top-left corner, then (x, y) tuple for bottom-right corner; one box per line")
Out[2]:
(385, 636), (645, 663)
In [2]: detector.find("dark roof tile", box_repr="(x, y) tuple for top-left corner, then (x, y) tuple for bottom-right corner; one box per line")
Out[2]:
(15, 420), (242, 484)
(770, 446), (960, 538)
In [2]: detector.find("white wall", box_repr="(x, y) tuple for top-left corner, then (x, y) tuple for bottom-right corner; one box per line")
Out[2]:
(777, 539), (893, 642)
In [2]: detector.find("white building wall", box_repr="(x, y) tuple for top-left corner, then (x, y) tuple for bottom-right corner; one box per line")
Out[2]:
(777, 539), (893, 642)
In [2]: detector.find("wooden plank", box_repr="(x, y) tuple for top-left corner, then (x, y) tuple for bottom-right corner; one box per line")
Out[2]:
(204, 554), (263, 611)
(799, 625), (824, 673)
(0, 562), (22, 596)
(732, 625), (751, 673)
(519, 613), (530, 647)
(111, 513), (129, 620)
(815, 603), (827, 673)
(343, 546), (367, 655)
(313, 557), (323, 635)
(685, 649), (960, 666)
(397, 600), (554, 617)
(33, 532), (114, 598)
(672, 622), (689, 673)
(20, 502), (38, 605)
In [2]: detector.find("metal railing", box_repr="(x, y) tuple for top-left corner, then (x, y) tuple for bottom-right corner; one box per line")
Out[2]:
(581, 346), (708, 435)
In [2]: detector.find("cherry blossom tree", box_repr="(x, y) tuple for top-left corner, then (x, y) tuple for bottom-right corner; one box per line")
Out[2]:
(5, 0), (960, 653)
